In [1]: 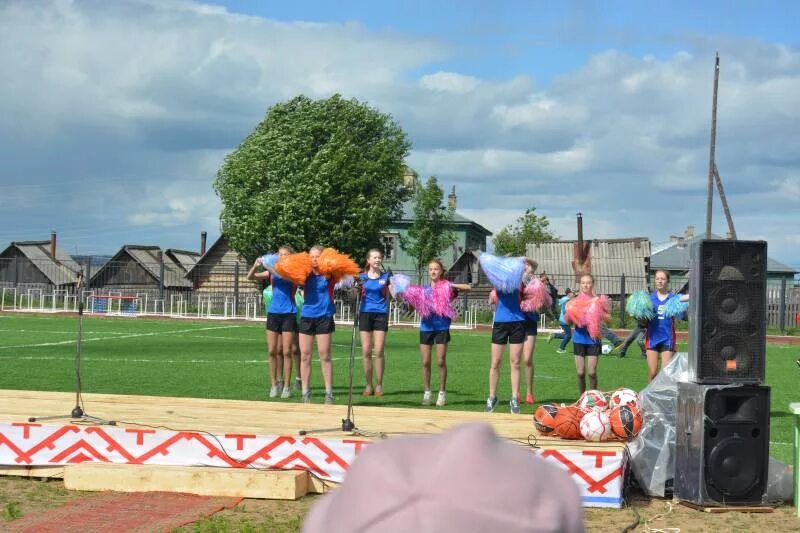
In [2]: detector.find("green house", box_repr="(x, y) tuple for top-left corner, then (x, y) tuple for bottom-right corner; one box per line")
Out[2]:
(380, 184), (492, 278)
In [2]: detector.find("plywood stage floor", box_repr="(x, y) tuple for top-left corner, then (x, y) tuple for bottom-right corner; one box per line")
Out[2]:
(0, 389), (628, 504)
(0, 389), (625, 451)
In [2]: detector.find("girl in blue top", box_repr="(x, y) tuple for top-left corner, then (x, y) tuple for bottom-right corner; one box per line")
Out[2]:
(359, 249), (395, 397)
(571, 274), (601, 396)
(485, 275), (527, 415)
(521, 258), (539, 405)
(248, 245), (300, 399)
(645, 270), (686, 381)
(298, 245), (337, 404)
(419, 259), (471, 407)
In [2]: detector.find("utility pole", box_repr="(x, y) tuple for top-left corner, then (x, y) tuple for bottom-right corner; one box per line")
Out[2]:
(705, 53), (720, 238)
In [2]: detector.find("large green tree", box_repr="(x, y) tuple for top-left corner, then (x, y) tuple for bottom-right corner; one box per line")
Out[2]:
(492, 207), (556, 256)
(399, 176), (456, 281)
(214, 94), (411, 261)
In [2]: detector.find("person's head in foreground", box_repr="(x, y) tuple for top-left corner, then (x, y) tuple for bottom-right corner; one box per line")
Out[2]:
(302, 422), (584, 533)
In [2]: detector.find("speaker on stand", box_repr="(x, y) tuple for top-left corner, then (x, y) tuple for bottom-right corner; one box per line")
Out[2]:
(675, 382), (769, 505)
(675, 239), (771, 507)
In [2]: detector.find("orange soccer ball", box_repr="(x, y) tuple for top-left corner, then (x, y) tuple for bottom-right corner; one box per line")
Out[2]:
(553, 405), (585, 440)
(533, 404), (560, 434)
(609, 404), (644, 440)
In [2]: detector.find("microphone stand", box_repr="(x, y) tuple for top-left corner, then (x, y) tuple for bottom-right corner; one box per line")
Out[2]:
(29, 266), (115, 425)
(299, 280), (361, 436)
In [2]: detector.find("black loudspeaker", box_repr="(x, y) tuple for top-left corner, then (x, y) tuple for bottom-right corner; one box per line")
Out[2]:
(675, 382), (770, 506)
(688, 239), (767, 384)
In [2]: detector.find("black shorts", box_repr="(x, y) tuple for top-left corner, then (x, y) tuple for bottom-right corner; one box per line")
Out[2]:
(491, 321), (525, 345)
(523, 319), (538, 337)
(574, 343), (601, 357)
(648, 341), (675, 353)
(420, 330), (451, 345)
(299, 316), (335, 335)
(359, 312), (389, 332)
(266, 313), (298, 333)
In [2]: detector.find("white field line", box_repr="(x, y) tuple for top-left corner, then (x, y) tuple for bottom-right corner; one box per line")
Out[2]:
(0, 325), (246, 350)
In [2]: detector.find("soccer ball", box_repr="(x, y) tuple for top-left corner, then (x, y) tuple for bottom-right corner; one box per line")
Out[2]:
(601, 344), (613, 355)
(553, 405), (584, 439)
(580, 410), (613, 441)
(609, 388), (639, 409)
(578, 390), (608, 412)
(609, 404), (644, 440)
(533, 404), (560, 434)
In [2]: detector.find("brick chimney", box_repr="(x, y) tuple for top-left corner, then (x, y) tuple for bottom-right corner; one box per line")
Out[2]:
(200, 231), (207, 256)
(50, 231), (57, 260)
(448, 186), (457, 209)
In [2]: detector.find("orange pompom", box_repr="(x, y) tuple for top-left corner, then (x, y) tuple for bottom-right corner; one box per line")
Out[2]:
(609, 404), (644, 440)
(275, 253), (312, 286)
(553, 405), (585, 440)
(318, 248), (360, 283)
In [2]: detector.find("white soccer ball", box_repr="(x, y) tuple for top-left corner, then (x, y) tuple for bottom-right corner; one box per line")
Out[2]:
(601, 344), (612, 355)
(578, 389), (608, 412)
(580, 410), (613, 442)
(609, 388), (640, 409)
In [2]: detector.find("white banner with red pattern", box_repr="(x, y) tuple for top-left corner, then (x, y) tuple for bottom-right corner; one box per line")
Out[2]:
(0, 423), (625, 507)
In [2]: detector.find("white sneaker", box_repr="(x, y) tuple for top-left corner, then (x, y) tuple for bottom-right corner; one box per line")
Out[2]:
(422, 390), (432, 406)
(301, 390), (312, 404)
(276, 380), (284, 392)
(436, 391), (446, 407)
(280, 387), (291, 399)
(293, 379), (302, 393)
(324, 391), (335, 405)
(268, 385), (279, 398)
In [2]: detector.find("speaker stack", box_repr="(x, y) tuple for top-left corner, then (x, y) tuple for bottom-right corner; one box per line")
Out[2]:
(675, 239), (770, 507)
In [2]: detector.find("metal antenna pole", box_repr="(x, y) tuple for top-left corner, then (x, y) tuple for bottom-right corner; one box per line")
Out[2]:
(713, 163), (737, 239)
(705, 53), (720, 238)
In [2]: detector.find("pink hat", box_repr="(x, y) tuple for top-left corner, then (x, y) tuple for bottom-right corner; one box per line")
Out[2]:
(303, 423), (584, 533)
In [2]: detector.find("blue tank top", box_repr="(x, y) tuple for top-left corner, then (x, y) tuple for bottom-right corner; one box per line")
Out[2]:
(420, 314), (451, 332)
(302, 273), (335, 318)
(494, 289), (525, 323)
(359, 272), (389, 314)
(646, 291), (677, 347)
(572, 325), (599, 345)
(269, 274), (297, 315)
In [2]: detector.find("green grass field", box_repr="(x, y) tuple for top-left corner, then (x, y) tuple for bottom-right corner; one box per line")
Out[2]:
(0, 312), (796, 464)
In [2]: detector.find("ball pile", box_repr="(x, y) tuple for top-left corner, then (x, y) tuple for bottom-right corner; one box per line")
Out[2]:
(531, 387), (644, 442)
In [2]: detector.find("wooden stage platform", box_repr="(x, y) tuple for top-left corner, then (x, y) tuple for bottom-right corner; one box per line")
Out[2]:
(0, 389), (628, 507)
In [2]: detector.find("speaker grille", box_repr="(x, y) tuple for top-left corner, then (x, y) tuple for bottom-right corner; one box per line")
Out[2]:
(688, 240), (767, 383)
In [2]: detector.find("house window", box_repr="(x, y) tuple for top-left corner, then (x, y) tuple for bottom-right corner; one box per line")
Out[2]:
(381, 234), (398, 262)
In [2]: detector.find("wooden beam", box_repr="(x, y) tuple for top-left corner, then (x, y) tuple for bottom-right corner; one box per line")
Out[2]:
(64, 463), (309, 500)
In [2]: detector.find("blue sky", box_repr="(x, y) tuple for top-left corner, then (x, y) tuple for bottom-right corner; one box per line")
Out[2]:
(0, 0), (798, 271)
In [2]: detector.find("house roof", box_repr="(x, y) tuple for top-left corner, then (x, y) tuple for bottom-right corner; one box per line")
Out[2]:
(91, 245), (193, 288)
(165, 249), (200, 272)
(185, 235), (249, 277)
(394, 201), (492, 236)
(1, 241), (81, 285)
(526, 237), (651, 293)
(650, 234), (797, 274)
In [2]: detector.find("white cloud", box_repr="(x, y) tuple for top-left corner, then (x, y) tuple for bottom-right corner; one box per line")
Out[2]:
(0, 0), (798, 268)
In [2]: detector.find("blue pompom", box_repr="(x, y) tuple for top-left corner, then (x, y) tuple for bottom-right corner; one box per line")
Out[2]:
(626, 291), (655, 320)
(478, 253), (525, 293)
(664, 294), (689, 318)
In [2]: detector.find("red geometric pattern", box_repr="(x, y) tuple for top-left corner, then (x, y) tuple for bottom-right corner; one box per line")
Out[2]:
(0, 423), (368, 483)
(0, 423), (626, 507)
(538, 448), (626, 508)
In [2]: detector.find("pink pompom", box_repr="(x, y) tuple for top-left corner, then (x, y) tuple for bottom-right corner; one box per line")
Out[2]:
(402, 285), (434, 318)
(586, 295), (611, 340)
(520, 278), (552, 313)
(565, 294), (591, 326)
(432, 280), (457, 319)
